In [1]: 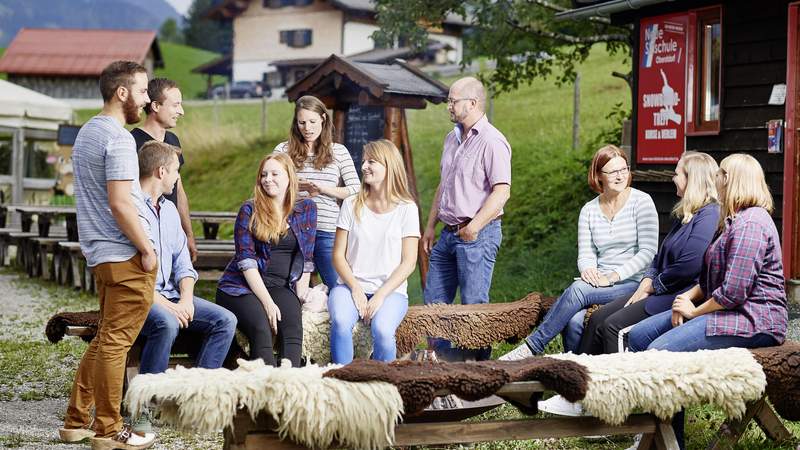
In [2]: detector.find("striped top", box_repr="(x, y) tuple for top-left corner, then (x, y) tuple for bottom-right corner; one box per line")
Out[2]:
(577, 187), (659, 282)
(73, 115), (150, 267)
(274, 142), (360, 232)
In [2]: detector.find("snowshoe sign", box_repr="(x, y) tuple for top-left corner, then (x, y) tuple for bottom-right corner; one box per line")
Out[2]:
(637, 13), (687, 164)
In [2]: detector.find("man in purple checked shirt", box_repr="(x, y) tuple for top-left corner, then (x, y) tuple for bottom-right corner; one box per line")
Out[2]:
(421, 77), (512, 361)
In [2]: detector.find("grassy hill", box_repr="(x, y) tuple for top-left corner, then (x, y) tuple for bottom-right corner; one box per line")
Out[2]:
(154, 42), (227, 99)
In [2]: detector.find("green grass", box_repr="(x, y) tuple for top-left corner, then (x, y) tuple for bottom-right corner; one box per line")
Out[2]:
(0, 47), (5, 80)
(154, 42), (227, 99)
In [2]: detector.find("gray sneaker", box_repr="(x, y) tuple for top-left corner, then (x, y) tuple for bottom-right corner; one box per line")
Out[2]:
(498, 343), (534, 361)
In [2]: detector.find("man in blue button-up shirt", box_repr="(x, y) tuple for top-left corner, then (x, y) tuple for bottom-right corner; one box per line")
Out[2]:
(135, 141), (236, 377)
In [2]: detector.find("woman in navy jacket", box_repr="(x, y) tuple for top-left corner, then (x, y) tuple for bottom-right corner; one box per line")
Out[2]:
(577, 151), (720, 355)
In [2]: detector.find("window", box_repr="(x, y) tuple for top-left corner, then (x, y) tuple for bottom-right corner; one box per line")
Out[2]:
(687, 6), (722, 134)
(264, 0), (312, 8)
(279, 29), (312, 48)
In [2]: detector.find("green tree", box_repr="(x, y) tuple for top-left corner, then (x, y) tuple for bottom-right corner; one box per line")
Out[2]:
(373, 0), (632, 94)
(183, 0), (232, 54)
(159, 18), (184, 44)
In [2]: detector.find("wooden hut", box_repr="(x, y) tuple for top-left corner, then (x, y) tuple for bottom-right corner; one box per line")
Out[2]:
(558, 0), (800, 295)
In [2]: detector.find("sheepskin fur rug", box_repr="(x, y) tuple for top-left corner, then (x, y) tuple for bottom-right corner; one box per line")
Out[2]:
(552, 348), (766, 425)
(749, 341), (800, 420)
(394, 292), (557, 354)
(45, 310), (99, 343)
(124, 359), (403, 450)
(302, 311), (373, 364)
(324, 357), (589, 415)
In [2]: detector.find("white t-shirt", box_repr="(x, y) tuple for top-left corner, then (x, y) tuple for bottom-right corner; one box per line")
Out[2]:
(336, 196), (421, 296)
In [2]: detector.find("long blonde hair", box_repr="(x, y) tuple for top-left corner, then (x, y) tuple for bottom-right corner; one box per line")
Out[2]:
(671, 151), (719, 224)
(250, 152), (298, 243)
(717, 153), (773, 228)
(353, 139), (414, 221)
(286, 95), (334, 171)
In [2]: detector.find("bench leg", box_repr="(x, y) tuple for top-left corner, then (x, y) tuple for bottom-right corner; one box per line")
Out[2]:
(707, 397), (770, 449)
(70, 254), (82, 290)
(752, 398), (792, 443)
(653, 420), (680, 450)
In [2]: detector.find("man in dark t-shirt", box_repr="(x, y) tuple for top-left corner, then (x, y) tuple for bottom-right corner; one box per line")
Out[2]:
(131, 78), (197, 260)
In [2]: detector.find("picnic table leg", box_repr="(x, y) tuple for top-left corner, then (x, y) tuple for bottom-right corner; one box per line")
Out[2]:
(38, 216), (51, 238)
(203, 223), (220, 240)
(66, 217), (79, 242)
(707, 397), (768, 449)
(20, 214), (32, 233)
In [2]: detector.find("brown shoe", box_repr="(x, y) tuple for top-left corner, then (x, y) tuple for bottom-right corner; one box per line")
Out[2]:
(59, 425), (96, 442)
(90, 424), (156, 450)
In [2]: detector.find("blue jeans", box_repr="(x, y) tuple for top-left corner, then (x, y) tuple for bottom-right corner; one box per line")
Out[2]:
(627, 310), (778, 352)
(627, 311), (778, 450)
(328, 285), (409, 364)
(424, 220), (502, 359)
(314, 230), (338, 289)
(525, 279), (638, 354)
(139, 296), (237, 374)
(562, 309), (586, 353)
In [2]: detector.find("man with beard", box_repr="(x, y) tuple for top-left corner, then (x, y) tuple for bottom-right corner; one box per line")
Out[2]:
(131, 79), (197, 261)
(421, 76), (512, 361)
(59, 61), (158, 450)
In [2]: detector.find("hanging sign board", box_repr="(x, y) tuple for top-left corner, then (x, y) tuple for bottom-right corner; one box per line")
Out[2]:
(637, 13), (688, 164)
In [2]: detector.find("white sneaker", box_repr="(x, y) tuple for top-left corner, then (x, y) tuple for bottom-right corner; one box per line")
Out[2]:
(91, 424), (156, 450)
(498, 343), (534, 361)
(538, 395), (586, 416)
(624, 433), (643, 450)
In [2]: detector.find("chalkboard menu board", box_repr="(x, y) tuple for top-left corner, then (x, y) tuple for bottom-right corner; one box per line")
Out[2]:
(344, 104), (385, 177)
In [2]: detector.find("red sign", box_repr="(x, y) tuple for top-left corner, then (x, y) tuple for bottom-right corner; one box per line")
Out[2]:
(637, 13), (688, 164)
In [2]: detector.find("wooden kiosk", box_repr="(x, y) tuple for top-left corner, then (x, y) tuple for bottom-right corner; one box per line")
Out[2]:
(285, 54), (449, 283)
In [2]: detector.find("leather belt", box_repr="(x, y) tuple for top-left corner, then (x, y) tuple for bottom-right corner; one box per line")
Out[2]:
(443, 220), (471, 233)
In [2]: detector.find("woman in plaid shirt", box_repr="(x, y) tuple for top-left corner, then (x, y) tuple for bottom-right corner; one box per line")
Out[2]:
(627, 153), (788, 450)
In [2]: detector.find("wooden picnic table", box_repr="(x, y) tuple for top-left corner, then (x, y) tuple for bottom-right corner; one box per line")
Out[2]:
(5, 205), (78, 241)
(190, 210), (237, 240)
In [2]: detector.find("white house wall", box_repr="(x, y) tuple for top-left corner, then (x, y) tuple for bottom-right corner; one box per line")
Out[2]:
(342, 22), (378, 55)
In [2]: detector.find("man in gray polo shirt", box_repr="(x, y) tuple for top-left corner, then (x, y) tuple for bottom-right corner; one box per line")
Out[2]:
(59, 61), (158, 450)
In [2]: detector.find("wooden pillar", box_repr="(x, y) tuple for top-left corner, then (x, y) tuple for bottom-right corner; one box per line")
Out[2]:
(12, 128), (24, 204)
(397, 110), (429, 289)
(333, 108), (345, 144)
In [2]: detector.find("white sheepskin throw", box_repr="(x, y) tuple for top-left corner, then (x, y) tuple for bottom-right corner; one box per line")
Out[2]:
(302, 310), (373, 364)
(552, 348), (766, 425)
(124, 359), (404, 449)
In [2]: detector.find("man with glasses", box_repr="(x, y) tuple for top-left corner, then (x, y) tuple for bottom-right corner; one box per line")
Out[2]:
(421, 76), (512, 361)
(131, 78), (197, 261)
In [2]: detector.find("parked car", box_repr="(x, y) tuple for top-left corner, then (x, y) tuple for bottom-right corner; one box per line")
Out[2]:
(207, 81), (272, 99)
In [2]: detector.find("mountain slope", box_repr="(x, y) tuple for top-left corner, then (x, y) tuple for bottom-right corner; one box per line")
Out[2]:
(0, 0), (181, 47)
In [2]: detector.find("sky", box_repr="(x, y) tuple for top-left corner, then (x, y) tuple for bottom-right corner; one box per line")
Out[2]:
(166, 0), (192, 15)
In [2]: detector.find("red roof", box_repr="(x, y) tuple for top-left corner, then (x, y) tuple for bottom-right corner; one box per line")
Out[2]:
(0, 28), (162, 76)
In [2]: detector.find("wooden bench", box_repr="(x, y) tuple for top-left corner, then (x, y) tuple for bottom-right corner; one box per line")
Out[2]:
(29, 236), (67, 280)
(57, 241), (94, 292)
(224, 387), (792, 450)
(224, 381), (684, 450)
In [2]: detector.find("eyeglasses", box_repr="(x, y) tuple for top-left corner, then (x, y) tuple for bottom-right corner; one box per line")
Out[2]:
(447, 97), (475, 106)
(601, 166), (630, 177)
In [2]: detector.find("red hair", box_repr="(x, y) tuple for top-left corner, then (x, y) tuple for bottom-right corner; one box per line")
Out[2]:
(587, 145), (631, 194)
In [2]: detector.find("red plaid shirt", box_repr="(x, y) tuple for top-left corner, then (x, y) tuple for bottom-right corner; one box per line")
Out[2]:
(701, 207), (788, 342)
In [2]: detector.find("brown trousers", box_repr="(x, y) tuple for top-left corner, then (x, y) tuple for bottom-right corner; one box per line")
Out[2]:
(64, 253), (156, 437)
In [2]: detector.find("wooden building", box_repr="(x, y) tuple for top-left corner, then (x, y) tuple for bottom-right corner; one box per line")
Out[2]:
(205, 0), (468, 85)
(0, 29), (163, 99)
(558, 0), (800, 287)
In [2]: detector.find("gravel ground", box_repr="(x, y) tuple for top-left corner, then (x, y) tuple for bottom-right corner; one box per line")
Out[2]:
(0, 270), (222, 449)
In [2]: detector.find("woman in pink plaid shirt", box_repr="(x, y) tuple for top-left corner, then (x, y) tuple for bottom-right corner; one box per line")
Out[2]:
(626, 153), (788, 450)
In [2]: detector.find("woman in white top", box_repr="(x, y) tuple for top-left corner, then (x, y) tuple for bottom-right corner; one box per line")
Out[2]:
(274, 95), (360, 288)
(503, 145), (659, 361)
(329, 139), (420, 364)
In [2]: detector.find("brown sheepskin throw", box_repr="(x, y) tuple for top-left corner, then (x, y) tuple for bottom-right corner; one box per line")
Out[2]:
(323, 357), (589, 416)
(749, 341), (800, 421)
(45, 310), (99, 343)
(395, 292), (557, 354)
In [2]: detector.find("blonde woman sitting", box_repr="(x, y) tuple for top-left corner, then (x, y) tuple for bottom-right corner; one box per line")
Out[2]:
(329, 139), (420, 364)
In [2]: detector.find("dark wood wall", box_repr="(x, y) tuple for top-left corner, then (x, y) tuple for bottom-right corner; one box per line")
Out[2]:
(625, 0), (790, 241)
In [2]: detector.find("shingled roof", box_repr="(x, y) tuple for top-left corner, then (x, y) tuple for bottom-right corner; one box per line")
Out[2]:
(0, 28), (163, 77)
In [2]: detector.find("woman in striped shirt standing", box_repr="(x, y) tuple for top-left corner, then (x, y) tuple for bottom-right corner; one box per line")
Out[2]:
(274, 95), (361, 288)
